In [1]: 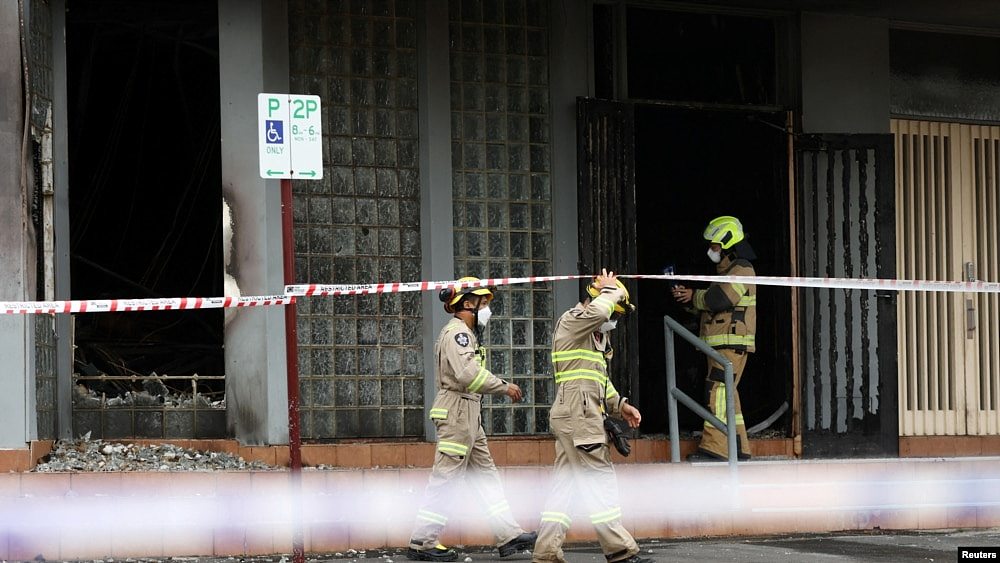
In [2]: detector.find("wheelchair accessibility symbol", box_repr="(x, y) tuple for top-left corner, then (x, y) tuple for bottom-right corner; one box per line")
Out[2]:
(265, 120), (283, 144)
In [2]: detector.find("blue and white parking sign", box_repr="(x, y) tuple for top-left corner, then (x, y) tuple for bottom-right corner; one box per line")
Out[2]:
(265, 120), (283, 144)
(258, 93), (323, 179)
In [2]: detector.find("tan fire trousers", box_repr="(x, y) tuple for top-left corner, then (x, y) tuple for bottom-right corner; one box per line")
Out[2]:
(409, 423), (523, 549)
(532, 417), (639, 563)
(699, 349), (751, 459)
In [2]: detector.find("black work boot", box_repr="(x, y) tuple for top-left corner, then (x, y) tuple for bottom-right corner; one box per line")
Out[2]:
(406, 544), (459, 562)
(618, 555), (655, 563)
(498, 530), (537, 557)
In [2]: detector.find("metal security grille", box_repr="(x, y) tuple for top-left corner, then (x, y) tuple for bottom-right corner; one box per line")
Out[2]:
(449, 0), (554, 434)
(290, 0), (425, 438)
(29, 0), (57, 440)
(893, 119), (1000, 436)
(576, 98), (638, 400)
(798, 134), (898, 457)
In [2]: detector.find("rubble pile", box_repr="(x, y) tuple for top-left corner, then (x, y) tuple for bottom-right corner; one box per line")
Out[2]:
(33, 435), (279, 472)
(73, 379), (226, 409)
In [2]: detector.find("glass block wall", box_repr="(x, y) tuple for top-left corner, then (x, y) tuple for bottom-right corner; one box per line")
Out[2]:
(289, 0), (424, 438)
(449, 0), (554, 434)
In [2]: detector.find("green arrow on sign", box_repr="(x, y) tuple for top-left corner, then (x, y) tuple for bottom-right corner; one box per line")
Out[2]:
(298, 170), (317, 177)
(266, 169), (286, 176)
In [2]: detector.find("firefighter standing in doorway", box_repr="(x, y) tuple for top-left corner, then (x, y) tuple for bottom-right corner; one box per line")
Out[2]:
(406, 277), (537, 562)
(532, 269), (652, 563)
(672, 216), (757, 462)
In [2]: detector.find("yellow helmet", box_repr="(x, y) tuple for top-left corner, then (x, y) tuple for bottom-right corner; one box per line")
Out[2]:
(586, 278), (636, 316)
(439, 276), (494, 313)
(703, 216), (745, 250)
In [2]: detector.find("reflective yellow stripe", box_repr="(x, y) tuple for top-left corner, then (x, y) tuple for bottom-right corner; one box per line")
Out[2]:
(429, 408), (448, 420)
(417, 509), (448, 525)
(605, 380), (619, 399)
(591, 296), (615, 316)
(731, 283), (746, 297)
(737, 295), (756, 306)
(437, 441), (469, 456)
(704, 385), (744, 426)
(541, 511), (572, 528)
(551, 349), (607, 365)
(589, 506), (623, 525)
(702, 333), (755, 347)
(554, 369), (608, 385)
(487, 500), (510, 516)
(693, 290), (706, 310)
(468, 367), (489, 393)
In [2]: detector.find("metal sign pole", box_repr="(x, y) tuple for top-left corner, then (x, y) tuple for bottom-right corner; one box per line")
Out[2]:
(281, 177), (304, 563)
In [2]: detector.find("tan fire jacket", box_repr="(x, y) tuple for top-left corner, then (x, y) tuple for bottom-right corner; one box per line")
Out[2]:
(429, 318), (509, 456)
(549, 284), (629, 447)
(691, 256), (757, 353)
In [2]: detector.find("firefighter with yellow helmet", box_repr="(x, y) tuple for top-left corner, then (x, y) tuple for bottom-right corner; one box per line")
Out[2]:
(532, 269), (652, 563)
(672, 216), (757, 461)
(407, 276), (537, 562)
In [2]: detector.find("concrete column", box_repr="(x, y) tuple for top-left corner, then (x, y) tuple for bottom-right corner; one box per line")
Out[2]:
(549, 0), (588, 315)
(417, 0), (454, 442)
(0, 1), (35, 448)
(218, 0), (290, 445)
(800, 13), (890, 134)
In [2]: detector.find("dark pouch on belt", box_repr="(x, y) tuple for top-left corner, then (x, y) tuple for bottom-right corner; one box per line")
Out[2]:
(603, 417), (631, 457)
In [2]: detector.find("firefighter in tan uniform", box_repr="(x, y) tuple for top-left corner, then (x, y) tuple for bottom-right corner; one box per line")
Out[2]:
(673, 216), (757, 461)
(532, 269), (652, 563)
(407, 277), (537, 562)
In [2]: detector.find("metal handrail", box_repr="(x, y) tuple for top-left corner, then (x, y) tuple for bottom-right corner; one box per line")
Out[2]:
(664, 315), (738, 469)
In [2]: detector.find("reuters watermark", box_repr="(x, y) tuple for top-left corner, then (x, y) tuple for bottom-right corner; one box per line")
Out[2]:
(959, 547), (1000, 561)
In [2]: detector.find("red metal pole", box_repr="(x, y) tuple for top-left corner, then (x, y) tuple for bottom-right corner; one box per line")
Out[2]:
(281, 177), (305, 562)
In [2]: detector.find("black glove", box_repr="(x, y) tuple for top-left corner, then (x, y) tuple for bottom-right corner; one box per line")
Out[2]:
(603, 417), (631, 457)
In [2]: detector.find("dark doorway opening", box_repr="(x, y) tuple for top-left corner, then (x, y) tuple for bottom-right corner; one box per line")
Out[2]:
(633, 105), (792, 438)
(66, 0), (223, 436)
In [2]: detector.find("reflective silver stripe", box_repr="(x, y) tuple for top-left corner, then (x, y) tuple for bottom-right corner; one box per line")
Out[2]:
(487, 500), (511, 517)
(554, 369), (607, 385)
(551, 349), (606, 365)
(437, 441), (469, 456)
(693, 290), (706, 310)
(541, 511), (572, 528)
(591, 296), (615, 316)
(417, 509), (448, 526)
(589, 506), (623, 525)
(429, 408), (448, 420)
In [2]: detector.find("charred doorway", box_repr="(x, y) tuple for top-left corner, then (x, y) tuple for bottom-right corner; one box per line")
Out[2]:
(634, 106), (793, 438)
(66, 0), (224, 438)
(585, 4), (794, 440)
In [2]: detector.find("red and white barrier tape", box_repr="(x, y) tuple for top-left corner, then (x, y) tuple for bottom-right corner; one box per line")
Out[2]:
(4, 272), (999, 314)
(0, 295), (294, 315)
(619, 274), (1000, 294)
(284, 275), (590, 297)
(286, 273), (1000, 296)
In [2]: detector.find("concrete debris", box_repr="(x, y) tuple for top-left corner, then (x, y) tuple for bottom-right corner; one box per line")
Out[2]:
(33, 435), (279, 472)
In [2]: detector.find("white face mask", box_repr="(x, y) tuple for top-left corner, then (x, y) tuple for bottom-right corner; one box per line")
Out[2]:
(599, 319), (618, 333)
(477, 305), (492, 327)
(707, 248), (722, 263)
